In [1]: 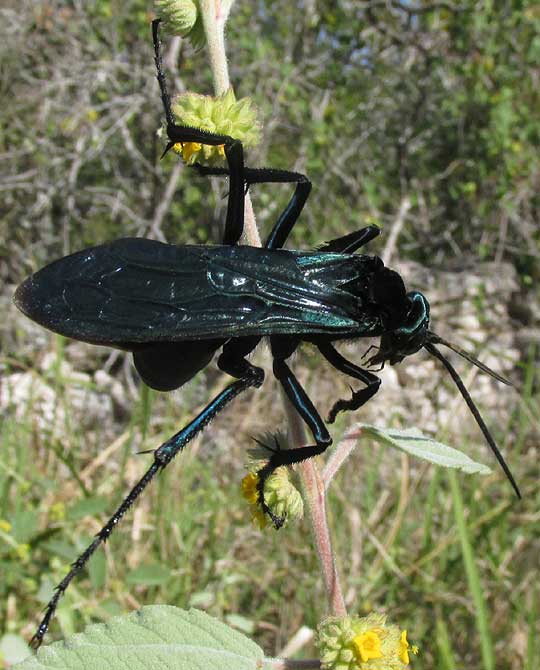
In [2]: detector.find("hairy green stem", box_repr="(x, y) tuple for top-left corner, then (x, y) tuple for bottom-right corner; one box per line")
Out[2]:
(266, 657), (321, 669)
(199, 0), (260, 246)
(283, 394), (346, 618)
(199, 0), (231, 94)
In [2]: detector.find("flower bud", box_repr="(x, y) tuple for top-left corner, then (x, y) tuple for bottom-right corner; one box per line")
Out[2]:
(154, 0), (205, 48)
(241, 466), (303, 530)
(171, 89), (261, 166)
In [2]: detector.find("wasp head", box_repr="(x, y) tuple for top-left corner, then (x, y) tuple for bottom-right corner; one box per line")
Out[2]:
(369, 290), (430, 366)
(363, 267), (519, 498)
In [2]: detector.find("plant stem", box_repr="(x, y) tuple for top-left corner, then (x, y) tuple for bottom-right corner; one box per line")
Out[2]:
(200, 0), (345, 620)
(199, 0), (260, 246)
(200, 0), (230, 94)
(266, 658), (321, 670)
(283, 395), (347, 618)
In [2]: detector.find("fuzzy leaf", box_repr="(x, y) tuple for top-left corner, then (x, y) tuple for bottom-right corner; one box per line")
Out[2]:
(361, 425), (492, 474)
(14, 606), (271, 670)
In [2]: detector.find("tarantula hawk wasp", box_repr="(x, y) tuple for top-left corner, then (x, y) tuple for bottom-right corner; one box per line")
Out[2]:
(14, 19), (520, 648)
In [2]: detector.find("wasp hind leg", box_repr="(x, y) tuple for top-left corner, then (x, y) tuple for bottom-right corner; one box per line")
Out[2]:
(255, 337), (332, 527)
(30, 344), (263, 649)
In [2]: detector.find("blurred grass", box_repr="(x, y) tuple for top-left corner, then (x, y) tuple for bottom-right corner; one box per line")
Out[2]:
(448, 470), (494, 670)
(0, 337), (539, 669)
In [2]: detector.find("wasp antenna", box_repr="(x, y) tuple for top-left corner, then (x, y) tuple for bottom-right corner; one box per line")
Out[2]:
(425, 341), (521, 499)
(428, 332), (513, 387)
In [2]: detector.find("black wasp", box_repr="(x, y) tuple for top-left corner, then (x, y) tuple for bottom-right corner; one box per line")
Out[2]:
(14, 19), (519, 648)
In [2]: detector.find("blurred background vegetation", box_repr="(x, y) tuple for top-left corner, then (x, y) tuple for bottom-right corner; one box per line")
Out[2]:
(1, 0), (539, 668)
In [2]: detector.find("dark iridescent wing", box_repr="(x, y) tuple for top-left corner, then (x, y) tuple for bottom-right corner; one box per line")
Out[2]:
(14, 238), (372, 346)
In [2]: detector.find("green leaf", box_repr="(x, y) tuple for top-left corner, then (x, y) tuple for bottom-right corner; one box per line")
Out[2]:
(14, 606), (269, 670)
(361, 425), (492, 474)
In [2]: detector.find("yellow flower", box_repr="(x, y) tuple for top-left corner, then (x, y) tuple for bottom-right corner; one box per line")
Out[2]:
(317, 613), (418, 670)
(352, 630), (383, 663)
(398, 630), (418, 664)
(398, 630), (410, 664)
(241, 472), (260, 506)
(173, 141), (202, 162)
(241, 465), (303, 530)
(241, 472), (268, 529)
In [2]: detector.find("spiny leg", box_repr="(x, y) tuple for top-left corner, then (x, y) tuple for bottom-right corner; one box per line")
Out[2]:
(317, 341), (381, 423)
(154, 19), (314, 248)
(216, 339), (295, 526)
(318, 225), (381, 254)
(271, 337), (331, 450)
(257, 337), (332, 526)
(194, 164), (312, 250)
(30, 367), (263, 649)
(261, 169), (312, 250)
(152, 19), (246, 245)
(152, 19), (174, 128)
